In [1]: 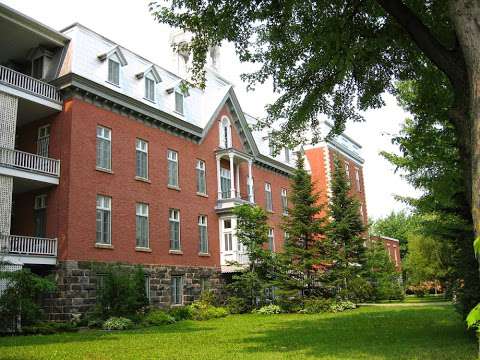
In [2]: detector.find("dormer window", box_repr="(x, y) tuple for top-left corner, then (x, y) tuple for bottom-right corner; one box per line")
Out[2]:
(98, 46), (128, 87)
(175, 91), (184, 115)
(108, 56), (120, 86)
(137, 66), (161, 103)
(220, 117), (232, 148)
(145, 75), (155, 101)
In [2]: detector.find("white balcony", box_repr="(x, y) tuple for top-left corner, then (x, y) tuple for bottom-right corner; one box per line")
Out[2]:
(0, 235), (57, 265)
(0, 147), (60, 186)
(221, 251), (250, 273)
(0, 65), (61, 107)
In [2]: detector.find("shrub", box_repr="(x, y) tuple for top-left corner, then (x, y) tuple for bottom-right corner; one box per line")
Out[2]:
(252, 304), (282, 315)
(330, 300), (357, 313)
(188, 301), (228, 321)
(0, 268), (56, 331)
(303, 298), (334, 314)
(102, 317), (134, 330)
(22, 322), (78, 335)
(95, 265), (148, 319)
(143, 310), (176, 326)
(348, 277), (375, 302)
(276, 295), (303, 313)
(198, 290), (217, 306)
(226, 296), (249, 314)
(168, 306), (192, 321)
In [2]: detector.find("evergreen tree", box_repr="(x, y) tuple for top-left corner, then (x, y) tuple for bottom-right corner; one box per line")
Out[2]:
(280, 153), (329, 299)
(228, 204), (276, 308)
(327, 157), (366, 299)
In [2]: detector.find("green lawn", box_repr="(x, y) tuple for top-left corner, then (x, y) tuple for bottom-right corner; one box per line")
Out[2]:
(379, 294), (449, 304)
(0, 305), (476, 360)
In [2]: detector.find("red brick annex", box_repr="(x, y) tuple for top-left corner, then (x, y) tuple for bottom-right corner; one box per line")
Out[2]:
(0, 3), (384, 320)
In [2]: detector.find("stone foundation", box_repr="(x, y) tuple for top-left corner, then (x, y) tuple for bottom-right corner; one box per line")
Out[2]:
(44, 261), (223, 321)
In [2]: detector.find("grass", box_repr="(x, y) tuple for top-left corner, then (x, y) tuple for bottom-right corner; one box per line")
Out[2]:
(379, 294), (449, 304)
(0, 305), (476, 360)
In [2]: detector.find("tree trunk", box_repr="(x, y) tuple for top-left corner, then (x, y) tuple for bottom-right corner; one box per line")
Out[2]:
(450, 0), (480, 275)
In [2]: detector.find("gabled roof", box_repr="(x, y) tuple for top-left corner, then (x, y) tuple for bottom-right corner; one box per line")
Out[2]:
(97, 45), (128, 66)
(136, 65), (162, 83)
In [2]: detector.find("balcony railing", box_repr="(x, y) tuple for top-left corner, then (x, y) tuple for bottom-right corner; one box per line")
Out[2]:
(0, 147), (60, 177)
(0, 65), (61, 103)
(0, 235), (57, 257)
(222, 251), (249, 266)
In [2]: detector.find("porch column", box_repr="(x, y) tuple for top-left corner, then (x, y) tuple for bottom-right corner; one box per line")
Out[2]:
(235, 162), (240, 198)
(216, 155), (222, 200)
(248, 159), (254, 203)
(229, 153), (235, 198)
(0, 92), (18, 236)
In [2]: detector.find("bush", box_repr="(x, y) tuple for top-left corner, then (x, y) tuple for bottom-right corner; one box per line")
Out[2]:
(252, 304), (282, 315)
(303, 298), (334, 314)
(226, 296), (249, 314)
(348, 277), (375, 302)
(94, 265), (148, 320)
(102, 317), (134, 330)
(0, 268), (56, 331)
(330, 300), (357, 313)
(168, 306), (192, 321)
(143, 310), (176, 326)
(188, 302), (228, 321)
(22, 322), (78, 335)
(276, 295), (303, 313)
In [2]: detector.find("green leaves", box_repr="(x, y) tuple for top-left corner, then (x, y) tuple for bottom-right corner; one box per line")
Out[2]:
(474, 237), (480, 258)
(466, 303), (480, 330)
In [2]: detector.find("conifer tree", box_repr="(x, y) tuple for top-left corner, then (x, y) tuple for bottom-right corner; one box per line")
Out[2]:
(327, 157), (366, 299)
(280, 153), (329, 299)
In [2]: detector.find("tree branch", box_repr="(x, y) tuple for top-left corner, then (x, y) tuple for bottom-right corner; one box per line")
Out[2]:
(375, 0), (467, 90)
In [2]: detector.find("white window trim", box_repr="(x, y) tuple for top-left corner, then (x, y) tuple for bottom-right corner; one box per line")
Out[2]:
(167, 149), (179, 187)
(268, 228), (275, 251)
(281, 188), (288, 215)
(265, 183), (273, 212)
(198, 215), (208, 253)
(196, 159), (207, 195)
(174, 91), (184, 115)
(136, 202), (149, 248)
(169, 209), (181, 250)
(144, 74), (156, 102)
(96, 195), (112, 245)
(136, 138), (149, 179)
(96, 126), (112, 171)
(219, 116), (232, 148)
(107, 55), (121, 86)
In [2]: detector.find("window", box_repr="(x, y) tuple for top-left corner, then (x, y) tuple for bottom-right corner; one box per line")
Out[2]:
(145, 76), (155, 101)
(34, 194), (47, 238)
(223, 219), (233, 251)
(268, 228), (275, 251)
(175, 91), (184, 114)
(198, 215), (208, 253)
(344, 161), (350, 182)
(220, 168), (231, 199)
(284, 148), (290, 163)
(169, 209), (181, 250)
(32, 56), (44, 79)
(171, 276), (183, 305)
(108, 58), (120, 85)
(355, 168), (361, 191)
(265, 183), (273, 212)
(196, 160), (207, 194)
(37, 125), (50, 157)
(136, 139), (148, 179)
(219, 117), (232, 148)
(96, 126), (111, 170)
(96, 195), (111, 245)
(145, 276), (151, 303)
(168, 150), (179, 187)
(281, 188), (288, 215)
(136, 203), (149, 248)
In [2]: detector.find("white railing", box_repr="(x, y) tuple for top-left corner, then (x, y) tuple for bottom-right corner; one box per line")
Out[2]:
(222, 251), (250, 266)
(0, 147), (60, 177)
(0, 235), (57, 257)
(0, 65), (61, 103)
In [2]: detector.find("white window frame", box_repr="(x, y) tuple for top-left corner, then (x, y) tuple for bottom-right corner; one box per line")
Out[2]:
(198, 215), (208, 254)
(222, 218), (233, 252)
(265, 183), (273, 212)
(355, 168), (361, 191)
(107, 56), (120, 86)
(96, 195), (112, 245)
(281, 188), (288, 215)
(175, 91), (184, 115)
(268, 228), (275, 251)
(344, 161), (350, 182)
(220, 167), (231, 199)
(167, 149), (179, 187)
(136, 203), (149, 248)
(169, 209), (181, 250)
(136, 139), (149, 180)
(171, 276), (183, 305)
(219, 116), (232, 148)
(196, 159), (207, 195)
(37, 125), (50, 158)
(145, 74), (155, 102)
(96, 126), (112, 171)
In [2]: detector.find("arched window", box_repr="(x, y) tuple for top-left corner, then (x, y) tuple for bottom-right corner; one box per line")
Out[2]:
(219, 116), (232, 148)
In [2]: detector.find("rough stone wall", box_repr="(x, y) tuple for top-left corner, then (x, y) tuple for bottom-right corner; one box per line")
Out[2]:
(44, 261), (223, 321)
(0, 92), (17, 236)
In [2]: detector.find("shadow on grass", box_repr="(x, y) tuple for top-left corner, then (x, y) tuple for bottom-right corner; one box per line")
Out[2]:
(0, 321), (215, 349)
(238, 306), (477, 360)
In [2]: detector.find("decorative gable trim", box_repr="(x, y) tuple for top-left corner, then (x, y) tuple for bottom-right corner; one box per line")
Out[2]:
(135, 65), (162, 83)
(97, 45), (128, 66)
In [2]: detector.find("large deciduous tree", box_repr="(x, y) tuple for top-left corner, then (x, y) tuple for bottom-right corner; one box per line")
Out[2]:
(150, 0), (480, 272)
